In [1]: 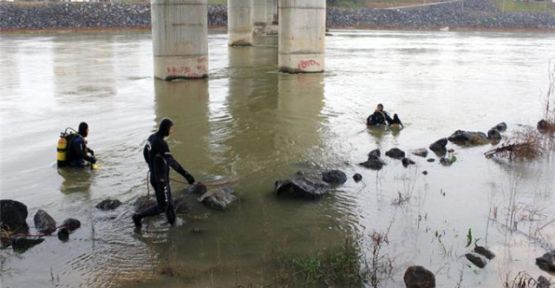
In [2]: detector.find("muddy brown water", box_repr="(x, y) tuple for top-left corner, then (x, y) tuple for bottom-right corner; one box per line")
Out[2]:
(1, 30), (555, 287)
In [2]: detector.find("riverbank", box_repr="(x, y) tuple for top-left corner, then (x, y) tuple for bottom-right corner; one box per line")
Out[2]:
(1, 0), (554, 33)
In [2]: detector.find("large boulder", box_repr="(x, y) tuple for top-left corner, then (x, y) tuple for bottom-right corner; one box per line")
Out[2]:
(448, 130), (489, 146)
(404, 266), (435, 288)
(275, 174), (330, 200)
(96, 199), (122, 210)
(0, 199), (28, 231)
(198, 187), (236, 210)
(322, 170), (347, 185)
(385, 148), (406, 159)
(429, 138), (448, 156)
(33, 209), (56, 235)
(537, 250), (555, 273)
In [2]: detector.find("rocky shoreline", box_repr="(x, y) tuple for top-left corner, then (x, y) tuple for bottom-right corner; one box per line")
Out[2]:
(1, 0), (554, 33)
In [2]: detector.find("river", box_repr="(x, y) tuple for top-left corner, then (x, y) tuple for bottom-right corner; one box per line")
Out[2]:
(1, 30), (555, 287)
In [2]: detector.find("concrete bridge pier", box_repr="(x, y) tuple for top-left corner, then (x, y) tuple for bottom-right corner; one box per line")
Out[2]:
(278, 0), (326, 73)
(252, 0), (267, 34)
(228, 0), (254, 46)
(265, 0), (278, 35)
(151, 0), (208, 80)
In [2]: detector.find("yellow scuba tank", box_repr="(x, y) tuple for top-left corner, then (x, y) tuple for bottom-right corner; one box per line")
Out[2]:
(57, 128), (77, 168)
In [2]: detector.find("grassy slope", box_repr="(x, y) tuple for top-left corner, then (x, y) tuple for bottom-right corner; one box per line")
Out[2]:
(493, 0), (555, 13)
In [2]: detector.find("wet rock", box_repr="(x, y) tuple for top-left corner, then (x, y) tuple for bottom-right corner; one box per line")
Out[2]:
(487, 128), (502, 142)
(448, 130), (489, 146)
(412, 148), (428, 158)
(95, 199), (122, 210)
(403, 265), (436, 288)
(33, 209), (56, 235)
(538, 119), (550, 133)
(11, 236), (44, 253)
(0, 199), (29, 231)
(198, 187), (237, 210)
(322, 170), (347, 185)
(62, 218), (81, 231)
(439, 157), (452, 166)
(402, 158), (415, 168)
(465, 253), (487, 268)
(57, 228), (69, 242)
(474, 245), (495, 260)
(187, 182), (208, 195)
(172, 197), (191, 214)
(492, 122), (507, 132)
(427, 158), (435, 163)
(429, 138), (448, 156)
(275, 175), (330, 200)
(537, 276), (550, 288)
(536, 251), (555, 273)
(353, 173), (362, 182)
(385, 148), (406, 159)
(368, 149), (381, 158)
(422, 171), (428, 175)
(359, 156), (385, 171)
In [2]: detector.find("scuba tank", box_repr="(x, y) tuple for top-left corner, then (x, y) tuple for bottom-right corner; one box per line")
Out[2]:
(57, 128), (77, 168)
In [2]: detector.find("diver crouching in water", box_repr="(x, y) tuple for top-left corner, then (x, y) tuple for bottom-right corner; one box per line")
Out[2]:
(57, 122), (97, 168)
(366, 104), (403, 128)
(132, 118), (199, 229)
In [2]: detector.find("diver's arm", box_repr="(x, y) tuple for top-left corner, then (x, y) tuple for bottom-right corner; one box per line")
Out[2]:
(161, 142), (195, 184)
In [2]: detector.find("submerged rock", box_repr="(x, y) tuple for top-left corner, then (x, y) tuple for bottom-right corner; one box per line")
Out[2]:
(187, 182), (208, 195)
(275, 175), (330, 200)
(492, 122), (507, 132)
(403, 265), (435, 288)
(427, 158), (435, 163)
(0, 199), (29, 231)
(11, 237), (44, 253)
(353, 173), (362, 182)
(385, 148), (406, 159)
(96, 199), (122, 210)
(429, 138), (448, 156)
(487, 128), (502, 142)
(33, 209), (56, 235)
(402, 158), (415, 168)
(359, 157), (385, 170)
(57, 228), (69, 242)
(537, 275), (550, 288)
(172, 197), (191, 214)
(465, 253), (487, 268)
(62, 218), (81, 231)
(474, 245), (495, 260)
(537, 251), (555, 273)
(322, 170), (347, 185)
(368, 149), (381, 158)
(412, 148), (428, 158)
(134, 195), (156, 212)
(448, 130), (489, 146)
(198, 187), (237, 210)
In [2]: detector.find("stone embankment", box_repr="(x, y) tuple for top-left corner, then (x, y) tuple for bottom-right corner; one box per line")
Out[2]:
(1, 0), (554, 32)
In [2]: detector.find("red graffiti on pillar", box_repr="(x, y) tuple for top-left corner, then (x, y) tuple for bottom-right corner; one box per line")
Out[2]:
(297, 60), (320, 70)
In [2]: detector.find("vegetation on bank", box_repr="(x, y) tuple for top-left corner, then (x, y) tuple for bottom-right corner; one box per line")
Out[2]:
(494, 0), (555, 13)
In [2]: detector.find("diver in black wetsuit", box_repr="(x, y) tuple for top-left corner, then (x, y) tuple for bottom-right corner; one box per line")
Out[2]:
(366, 104), (403, 127)
(132, 118), (196, 229)
(67, 122), (96, 168)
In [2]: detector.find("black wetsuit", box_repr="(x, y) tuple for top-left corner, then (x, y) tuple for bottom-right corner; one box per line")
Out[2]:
(67, 134), (96, 168)
(367, 111), (393, 126)
(136, 129), (195, 222)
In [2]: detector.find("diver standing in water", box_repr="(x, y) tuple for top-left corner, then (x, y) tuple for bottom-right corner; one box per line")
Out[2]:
(63, 122), (97, 168)
(133, 118), (197, 229)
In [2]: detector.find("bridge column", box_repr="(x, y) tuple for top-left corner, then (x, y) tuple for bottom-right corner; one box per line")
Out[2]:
(252, 0), (267, 34)
(151, 0), (208, 80)
(228, 0), (253, 46)
(278, 0), (326, 73)
(265, 0), (278, 34)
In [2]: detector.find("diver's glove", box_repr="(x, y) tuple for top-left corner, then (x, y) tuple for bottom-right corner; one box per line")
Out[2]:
(185, 175), (195, 185)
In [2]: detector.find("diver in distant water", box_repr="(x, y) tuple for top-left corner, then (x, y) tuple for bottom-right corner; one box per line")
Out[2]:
(367, 104), (392, 126)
